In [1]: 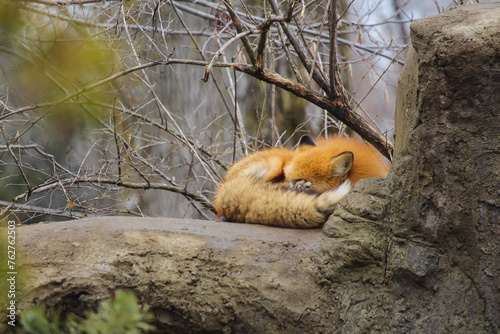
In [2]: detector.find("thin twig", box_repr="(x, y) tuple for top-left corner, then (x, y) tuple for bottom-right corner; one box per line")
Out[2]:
(170, 0), (248, 154)
(352, 44), (409, 115)
(223, 0), (257, 65)
(0, 126), (32, 197)
(254, 4), (295, 71)
(202, 30), (257, 82)
(22, 0), (121, 5)
(0, 59), (231, 121)
(231, 64), (394, 159)
(329, 0), (339, 97)
(267, 0), (332, 96)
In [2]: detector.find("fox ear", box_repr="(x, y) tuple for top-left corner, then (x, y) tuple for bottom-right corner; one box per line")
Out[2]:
(297, 135), (316, 148)
(327, 151), (354, 178)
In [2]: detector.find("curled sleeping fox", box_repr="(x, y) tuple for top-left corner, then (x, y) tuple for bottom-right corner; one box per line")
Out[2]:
(215, 135), (390, 228)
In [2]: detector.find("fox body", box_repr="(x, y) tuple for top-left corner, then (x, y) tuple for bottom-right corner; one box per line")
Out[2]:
(215, 136), (390, 228)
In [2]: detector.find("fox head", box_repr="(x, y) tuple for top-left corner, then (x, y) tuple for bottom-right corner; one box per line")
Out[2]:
(284, 135), (389, 192)
(283, 136), (354, 192)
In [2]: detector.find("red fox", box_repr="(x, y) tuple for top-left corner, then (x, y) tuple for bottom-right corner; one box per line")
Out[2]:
(215, 135), (390, 228)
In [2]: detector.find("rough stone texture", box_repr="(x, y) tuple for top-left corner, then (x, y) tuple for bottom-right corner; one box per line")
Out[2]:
(7, 4), (500, 333)
(320, 178), (390, 283)
(16, 218), (336, 333)
(322, 3), (500, 333)
(387, 3), (500, 332)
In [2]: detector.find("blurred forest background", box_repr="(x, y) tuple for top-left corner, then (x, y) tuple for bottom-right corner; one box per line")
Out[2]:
(0, 0), (465, 223)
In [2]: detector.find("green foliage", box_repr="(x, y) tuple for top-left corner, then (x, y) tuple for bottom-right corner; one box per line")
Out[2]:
(0, 226), (8, 318)
(20, 306), (67, 334)
(76, 290), (156, 334)
(0, 0), (23, 35)
(19, 291), (155, 334)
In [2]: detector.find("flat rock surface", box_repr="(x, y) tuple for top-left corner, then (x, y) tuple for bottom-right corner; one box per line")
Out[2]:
(19, 216), (321, 250)
(17, 217), (331, 333)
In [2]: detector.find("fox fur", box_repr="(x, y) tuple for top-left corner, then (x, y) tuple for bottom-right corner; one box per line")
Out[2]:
(215, 135), (390, 228)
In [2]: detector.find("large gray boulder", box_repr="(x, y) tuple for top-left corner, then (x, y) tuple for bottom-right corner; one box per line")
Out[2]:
(320, 4), (499, 332)
(388, 3), (500, 331)
(17, 218), (333, 333)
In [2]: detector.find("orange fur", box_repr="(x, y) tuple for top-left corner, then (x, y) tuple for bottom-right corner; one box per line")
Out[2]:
(224, 147), (294, 183)
(284, 136), (390, 191)
(215, 136), (390, 228)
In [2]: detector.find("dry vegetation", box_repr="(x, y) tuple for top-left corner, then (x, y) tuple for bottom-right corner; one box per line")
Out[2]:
(0, 0), (457, 222)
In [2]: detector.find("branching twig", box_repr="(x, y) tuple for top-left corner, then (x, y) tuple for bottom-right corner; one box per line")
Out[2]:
(202, 30), (257, 82)
(2, 0), (411, 222)
(0, 200), (88, 219)
(0, 126), (32, 197)
(267, 0), (332, 97)
(21, 0), (121, 5)
(352, 44), (410, 115)
(255, 4), (296, 71)
(170, 0), (249, 154)
(0, 59), (233, 121)
(231, 64), (394, 159)
(329, 0), (339, 97)
(223, 0), (257, 65)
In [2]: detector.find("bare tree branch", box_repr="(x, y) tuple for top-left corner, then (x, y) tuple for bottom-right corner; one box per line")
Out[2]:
(223, 0), (257, 66)
(231, 64), (393, 159)
(2, 0), (427, 222)
(267, 0), (332, 97)
(0, 59), (233, 121)
(21, 0), (121, 5)
(329, 0), (339, 97)
(202, 30), (258, 82)
(254, 3), (296, 71)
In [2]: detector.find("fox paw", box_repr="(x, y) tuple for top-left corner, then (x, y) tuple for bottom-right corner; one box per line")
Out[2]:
(289, 179), (314, 192)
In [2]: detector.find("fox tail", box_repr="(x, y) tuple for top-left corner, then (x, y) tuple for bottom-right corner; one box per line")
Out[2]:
(215, 176), (351, 228)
